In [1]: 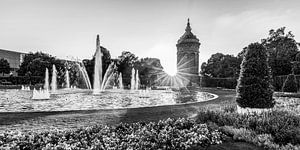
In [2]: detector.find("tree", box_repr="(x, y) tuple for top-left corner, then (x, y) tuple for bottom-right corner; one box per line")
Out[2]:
(18, 52), (60, 76)
(0, 58), (10, 76)
(282, 74), (298, 93)
(236, 43), (275, 108)
(18, 52), (65, 85)
(64, 61), (88, 88)
(292, 52), (300, 75)
(201, 53), (241, 78)
(115, 51), (138, 88)
(262, 27), (299, 76)
(134, 58), (164, 87)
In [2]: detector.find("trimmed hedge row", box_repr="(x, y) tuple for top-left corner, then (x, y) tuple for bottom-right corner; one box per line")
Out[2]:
(0, 76), (43, 85)
(200, 77), (237, 89)
(201, 75), (300, 92)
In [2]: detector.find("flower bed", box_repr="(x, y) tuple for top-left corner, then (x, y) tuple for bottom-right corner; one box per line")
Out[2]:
(275, 97), (300, 115)
(220, 126), (300, 150)
(236, 105), (272, 114)
(274, 92), (300, 98)
(196, 109), (300, 147)
(0, 118), (223, 150)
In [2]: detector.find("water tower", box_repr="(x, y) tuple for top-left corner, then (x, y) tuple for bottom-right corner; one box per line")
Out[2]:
(176, 19), (200, 87)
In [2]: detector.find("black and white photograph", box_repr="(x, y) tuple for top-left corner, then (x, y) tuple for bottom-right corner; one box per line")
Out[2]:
(0, 0), (300, 149)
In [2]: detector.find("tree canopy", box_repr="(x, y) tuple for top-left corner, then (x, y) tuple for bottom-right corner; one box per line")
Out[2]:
(17, 52), (66, 85)
(0, 58), (11, 76)
(115, 51), (139, 88)
(134, 58), (164, 87)
(200, 53), (241, 78)
(262, 27), (299, 76)
(201, 27), (300, 79)
(18, 52), (63, 77)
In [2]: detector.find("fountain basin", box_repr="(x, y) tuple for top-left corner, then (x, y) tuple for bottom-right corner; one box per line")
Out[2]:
(0, 89), (217, 112)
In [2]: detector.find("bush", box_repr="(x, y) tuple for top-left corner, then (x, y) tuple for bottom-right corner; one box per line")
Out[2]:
(196, 110), (300, 145)
(282, 74), (298, 92)
(220, 126), (300, 150)
(236, 43), (275, 108)
(0, 118), (223, 149)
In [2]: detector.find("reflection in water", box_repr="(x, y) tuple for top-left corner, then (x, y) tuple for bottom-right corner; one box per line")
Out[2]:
(174, 90), (198, 103)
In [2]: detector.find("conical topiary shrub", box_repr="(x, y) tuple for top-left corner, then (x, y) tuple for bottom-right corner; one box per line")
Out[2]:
(282, 74), (298, 93)
(236, 43), (275, 108)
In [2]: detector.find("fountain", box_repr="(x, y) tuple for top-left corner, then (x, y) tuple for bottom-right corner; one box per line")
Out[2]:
(92, 35), (117, 92)
(80, 63), (92, 89)
(44, 68), (49, 90)
(130, 68), (139, 90)
(31, 68), (51, 100)
(0, 34), (219, 112)
(131, 68), (135, 90)
(118, 73), (123, 89)
(101, 62), (116, 90)
(21, 85), (30, 91)
(65, 69), (70, 88)
(75, 62), (92, 89)
(51, 65), (57, 92)
(32, 88), (50, 100)
(135, 69), (139, 90)
(93, 35), (102, 94)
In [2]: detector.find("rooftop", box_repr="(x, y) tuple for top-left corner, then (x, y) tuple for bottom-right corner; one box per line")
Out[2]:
(177, 19), (200, 44)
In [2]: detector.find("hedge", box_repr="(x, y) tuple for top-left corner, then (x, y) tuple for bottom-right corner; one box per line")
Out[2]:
(200, 77), (237, 89)
(0, 76), (43, 85)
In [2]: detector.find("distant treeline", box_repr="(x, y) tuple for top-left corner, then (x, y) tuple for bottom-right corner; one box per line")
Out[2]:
(0, 47), (165, 88)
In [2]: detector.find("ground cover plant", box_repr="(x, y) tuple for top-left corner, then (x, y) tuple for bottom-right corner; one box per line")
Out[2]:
(275, 97), (300, 115)
(0, 118), (223, 150)
(196, 109), (300, 148)
(220, 126), (300, 150)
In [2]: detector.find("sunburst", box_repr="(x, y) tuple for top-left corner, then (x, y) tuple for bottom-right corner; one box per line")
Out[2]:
(155, 56), (199, 89)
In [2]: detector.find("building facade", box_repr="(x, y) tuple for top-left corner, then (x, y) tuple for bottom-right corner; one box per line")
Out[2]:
(0, 49), (25, 76)
(176, 19), (200, 86)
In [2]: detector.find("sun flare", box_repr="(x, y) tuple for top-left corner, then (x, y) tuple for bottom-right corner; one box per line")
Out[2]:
(164, 68), (177, 76)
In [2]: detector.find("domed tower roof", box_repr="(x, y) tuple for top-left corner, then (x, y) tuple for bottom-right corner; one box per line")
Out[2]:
(177, 19), (199, 44)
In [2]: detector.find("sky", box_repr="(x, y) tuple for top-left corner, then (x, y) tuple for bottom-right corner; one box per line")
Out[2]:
(0, 0), (300, 75)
